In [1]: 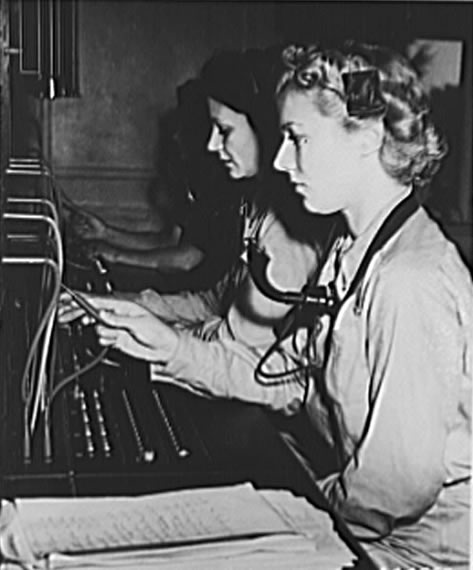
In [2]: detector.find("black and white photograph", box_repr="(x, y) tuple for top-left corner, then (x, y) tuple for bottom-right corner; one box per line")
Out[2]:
(0, 1), (471, 568)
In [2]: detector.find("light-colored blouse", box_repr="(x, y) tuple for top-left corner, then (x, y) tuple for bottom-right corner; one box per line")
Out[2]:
(303, 198), (472, 569)
(138, 205), (319, 412)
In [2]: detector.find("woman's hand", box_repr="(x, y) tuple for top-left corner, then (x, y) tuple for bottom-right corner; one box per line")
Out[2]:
(93, 300), (180, 363)
(58, 291), (179, 362)
(83, 241), (120, 264)
(58, 289), (119, 324)
(71, 209), (108, 241)
(57, 290), (90, 324)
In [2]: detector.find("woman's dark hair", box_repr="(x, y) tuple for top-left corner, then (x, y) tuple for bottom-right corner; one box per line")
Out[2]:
(199, 47), (283, 174)
(197, 47), (334, 247)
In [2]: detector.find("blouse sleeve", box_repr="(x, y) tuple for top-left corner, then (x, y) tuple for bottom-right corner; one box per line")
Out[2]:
(153, 211), (319, 413)
(134, 277), (228, 326)
(319, 257), (467, 539)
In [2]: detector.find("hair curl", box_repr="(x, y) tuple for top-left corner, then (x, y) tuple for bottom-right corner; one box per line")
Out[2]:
(277, 42), (447, 188)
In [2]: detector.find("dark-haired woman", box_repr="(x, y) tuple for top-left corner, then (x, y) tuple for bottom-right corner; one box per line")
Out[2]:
(59, 48), (321, 412)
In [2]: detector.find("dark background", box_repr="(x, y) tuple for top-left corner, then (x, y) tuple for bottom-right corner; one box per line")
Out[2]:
(6, 0), (473, 264)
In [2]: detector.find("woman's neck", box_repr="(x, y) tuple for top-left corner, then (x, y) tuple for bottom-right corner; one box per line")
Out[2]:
(343, 170), (411, 238)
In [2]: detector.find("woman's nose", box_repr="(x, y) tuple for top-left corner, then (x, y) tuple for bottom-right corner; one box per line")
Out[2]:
(207, 126), (222, 153)
(273, 138), (294, 173)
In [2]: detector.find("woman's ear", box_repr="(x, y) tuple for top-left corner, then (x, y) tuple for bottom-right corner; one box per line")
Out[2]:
(359, 120), (384, 157)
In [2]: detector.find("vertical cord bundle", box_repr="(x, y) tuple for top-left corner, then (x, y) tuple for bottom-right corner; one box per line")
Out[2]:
(3, 208), (63, 461)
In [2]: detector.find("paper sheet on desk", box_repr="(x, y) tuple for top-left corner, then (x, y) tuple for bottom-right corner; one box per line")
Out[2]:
(47, 535), (322, 569)
(0, 483), (354, 569)
(7, 483), (291, 557)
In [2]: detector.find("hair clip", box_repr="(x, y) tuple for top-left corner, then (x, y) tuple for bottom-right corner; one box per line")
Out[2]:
(341, 69), (386, 119)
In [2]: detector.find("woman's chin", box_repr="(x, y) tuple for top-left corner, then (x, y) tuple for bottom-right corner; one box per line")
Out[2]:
(303, 198), (333, 216)
(227, 169), (244, 180)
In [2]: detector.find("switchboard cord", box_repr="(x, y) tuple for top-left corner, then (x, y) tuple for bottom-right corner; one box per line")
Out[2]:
(47, 345), (110, 406)
(4, 214), (64, 435)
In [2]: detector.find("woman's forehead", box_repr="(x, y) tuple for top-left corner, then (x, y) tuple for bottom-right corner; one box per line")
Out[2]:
(208, 97), (245, 121)
(278, 90), (318, 128)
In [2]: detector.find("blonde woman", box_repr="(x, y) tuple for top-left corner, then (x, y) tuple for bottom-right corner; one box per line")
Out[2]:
(271, 41), (472, 569)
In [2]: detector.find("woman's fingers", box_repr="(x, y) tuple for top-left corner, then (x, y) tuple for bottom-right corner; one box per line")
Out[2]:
(70, 210), (108, 242)
(93, 244), (118, 264)
(57, 289), (148, 329)
(95, 324), (152, 359)
(57, 306), (85, 324)
(65, 292), (142, 316)
(72, 213), (94, 235)
(57, 290), (177, 362)
(95, 312), (156, 348)
(57, 292), (85, 323)
(94, 311), (179, 362)
(95, 325), (118, 345)
(87, 295), (142, 315)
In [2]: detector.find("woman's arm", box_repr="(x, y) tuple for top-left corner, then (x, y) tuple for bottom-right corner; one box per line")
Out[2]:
(133, 268), (232, 326)
(70, 207), (180, 250)
(148, 211), (319, 411)
(89, 241), (205, 272)
(80, 211), (319, 413)
(319, 258), (463, 539)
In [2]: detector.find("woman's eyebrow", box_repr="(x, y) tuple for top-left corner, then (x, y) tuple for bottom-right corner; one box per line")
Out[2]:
(280, 122), (303, 134)
(280, 121), (294, 131)
(211, 118), (228, 128)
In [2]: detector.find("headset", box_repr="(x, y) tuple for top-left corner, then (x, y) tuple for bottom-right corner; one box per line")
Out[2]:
(247, 192), (419, 385)
(247, 239), (338, 316)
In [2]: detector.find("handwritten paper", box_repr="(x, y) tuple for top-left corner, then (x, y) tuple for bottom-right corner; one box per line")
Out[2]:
(11, 483), (294, 558)
(0, 484), (355, 570)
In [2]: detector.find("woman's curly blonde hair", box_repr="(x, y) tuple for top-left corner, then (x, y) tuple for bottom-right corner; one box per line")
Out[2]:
(277, 42), (447, 188)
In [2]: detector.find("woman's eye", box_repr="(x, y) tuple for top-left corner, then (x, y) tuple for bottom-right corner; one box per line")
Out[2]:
(217, 125), (231, 139)
(291, 134), (308, 148)
(285, 131), (307, 148)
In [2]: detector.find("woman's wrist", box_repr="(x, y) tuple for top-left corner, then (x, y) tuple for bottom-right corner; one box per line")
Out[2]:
(155, 325), (181, 366)
(168, 325), (181, 362)
(100, 223), (114, 241)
